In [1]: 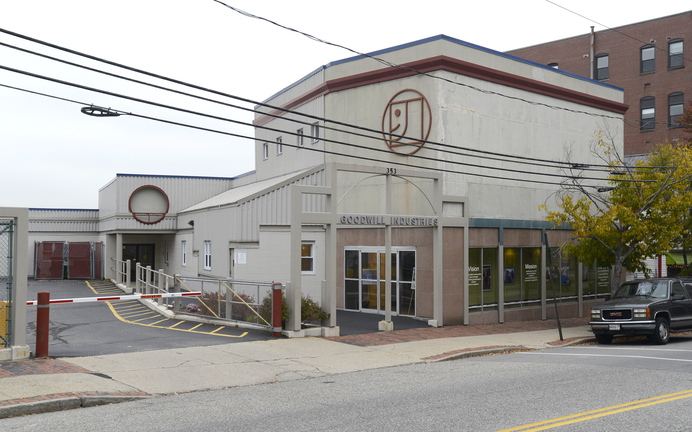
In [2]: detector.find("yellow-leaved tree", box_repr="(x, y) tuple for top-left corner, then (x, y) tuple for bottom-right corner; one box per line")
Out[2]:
(543, 134), (692, 295)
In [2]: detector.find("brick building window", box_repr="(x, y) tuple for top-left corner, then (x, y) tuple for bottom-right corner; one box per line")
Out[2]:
(669, 40), (683, 69)
(595, 54), (609, 80)
(640, 97), (656, 131)
(641, 46), (655, 74)
(668, 92), (684, 128)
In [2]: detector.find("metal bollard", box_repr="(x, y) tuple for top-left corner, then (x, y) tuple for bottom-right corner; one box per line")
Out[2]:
(272, 283), (283, 337)
(35, 291), (50, 358)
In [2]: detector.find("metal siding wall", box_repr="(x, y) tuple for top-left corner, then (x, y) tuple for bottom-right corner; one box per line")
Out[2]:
(232, 170), (327, 242)
(28, 210), (99, 233)
(116, 175), (237, 214)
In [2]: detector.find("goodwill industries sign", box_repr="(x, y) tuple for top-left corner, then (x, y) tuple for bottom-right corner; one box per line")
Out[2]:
(340, 215), (438, 226)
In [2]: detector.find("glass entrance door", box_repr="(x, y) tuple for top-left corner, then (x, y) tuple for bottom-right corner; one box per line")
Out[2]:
(360, 251), (396, 313)
(345, 247), (416, 316)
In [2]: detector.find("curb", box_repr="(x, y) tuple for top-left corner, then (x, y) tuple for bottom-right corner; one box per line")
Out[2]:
(426, 346), (529, 362)
(425, 336), (595, 363)
(0, 394), (150, 419)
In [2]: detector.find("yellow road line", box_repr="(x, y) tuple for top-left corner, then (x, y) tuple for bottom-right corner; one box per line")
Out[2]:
(497, 389), (692, 432)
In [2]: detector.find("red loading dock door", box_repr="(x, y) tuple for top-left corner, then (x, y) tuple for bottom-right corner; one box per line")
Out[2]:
(35, 241), (65, 279)
(93, 242), (103, 279)
(34, 241), (104, 279)
(68, 242), (92, 279)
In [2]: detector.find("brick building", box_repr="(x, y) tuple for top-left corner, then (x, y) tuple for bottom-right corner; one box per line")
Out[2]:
(508, 11), (691, 156)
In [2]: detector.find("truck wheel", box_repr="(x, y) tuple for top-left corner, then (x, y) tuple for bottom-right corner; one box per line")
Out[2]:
(651, 317), (670, 345)
(595, 334), (613, 344)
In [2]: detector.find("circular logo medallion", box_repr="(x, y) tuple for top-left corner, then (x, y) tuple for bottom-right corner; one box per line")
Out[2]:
(381, 89), (432, 155)
(128, 185), (170, 224)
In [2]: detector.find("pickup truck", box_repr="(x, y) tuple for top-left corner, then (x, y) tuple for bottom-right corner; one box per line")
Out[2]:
(589, 278), (692, 344)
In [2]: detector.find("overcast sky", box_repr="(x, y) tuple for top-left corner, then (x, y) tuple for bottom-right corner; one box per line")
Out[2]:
(0, 0), (688, 209)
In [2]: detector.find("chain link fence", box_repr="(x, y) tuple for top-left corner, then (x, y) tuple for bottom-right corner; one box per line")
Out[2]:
(0, 219), (14, 348)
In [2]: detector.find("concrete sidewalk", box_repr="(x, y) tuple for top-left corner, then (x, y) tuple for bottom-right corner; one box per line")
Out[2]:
(0, 318), (593, 419)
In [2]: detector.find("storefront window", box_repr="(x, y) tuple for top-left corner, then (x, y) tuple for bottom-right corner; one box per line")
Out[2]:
(521, 247), (541, 303)
(503, 247), (541, 308)
(468, 248), (498, 310)
(559, 250), (578, 298)
(503, 248), (520, 304)
(596, 264), (611, 296)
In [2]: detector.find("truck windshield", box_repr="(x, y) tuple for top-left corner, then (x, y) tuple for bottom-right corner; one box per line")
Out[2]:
(613, 281), (669, 299)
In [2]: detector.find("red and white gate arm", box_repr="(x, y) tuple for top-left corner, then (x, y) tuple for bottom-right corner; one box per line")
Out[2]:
(26, 291), (202, 306)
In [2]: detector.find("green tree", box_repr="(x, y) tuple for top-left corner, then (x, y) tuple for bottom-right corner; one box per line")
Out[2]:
(679, 101), (692, 141)
(542, 134), (692, 294)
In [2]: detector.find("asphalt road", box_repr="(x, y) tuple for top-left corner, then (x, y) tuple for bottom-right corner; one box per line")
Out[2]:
(4, 336), (692, 431)
(25, 279), (275, 357)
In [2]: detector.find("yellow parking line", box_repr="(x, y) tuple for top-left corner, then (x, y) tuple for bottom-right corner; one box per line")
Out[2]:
(120, 311), (157, 319)
(101, 289), (250, 338)
(497, 389), (692, 432)
(113, 304), (142, 311)
(131, 314), (161, 323)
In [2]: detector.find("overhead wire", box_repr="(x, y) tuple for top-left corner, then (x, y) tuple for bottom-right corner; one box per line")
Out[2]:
(214, 1), (687, 131)
(546, 0), (692, 63)
(0, 27), (662, 179)
(0, 81), (603, 188)
(0, 27), (627, 174)
(0, 68), (615, 186)
(0, 19), (667, 183)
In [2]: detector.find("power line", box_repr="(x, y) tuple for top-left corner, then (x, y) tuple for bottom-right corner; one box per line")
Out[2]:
(213, 1), (686, 132)
(0, 71), (610, 186)
(0, 27), (623, 173)
(212, 1), (628, 122)
(0, 81), (591, 188)
(546, 1), (692, 63)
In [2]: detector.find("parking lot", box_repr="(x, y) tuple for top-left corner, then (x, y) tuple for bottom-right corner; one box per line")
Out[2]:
(25, 279), (276, 357)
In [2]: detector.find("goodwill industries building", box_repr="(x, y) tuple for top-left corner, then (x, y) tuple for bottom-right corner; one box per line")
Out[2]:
(27, 35), (627, 331)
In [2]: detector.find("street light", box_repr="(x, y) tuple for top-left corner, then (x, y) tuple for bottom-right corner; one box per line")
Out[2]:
(80, 105), (121, 117)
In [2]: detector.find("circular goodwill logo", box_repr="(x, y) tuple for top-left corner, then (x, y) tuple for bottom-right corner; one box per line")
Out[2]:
(381, 89), (432, 155)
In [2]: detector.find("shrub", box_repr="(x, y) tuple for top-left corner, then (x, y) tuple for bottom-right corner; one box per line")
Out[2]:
(258, 291), (289, 325)
(258, 291), (329, 326)
(300, 295), (329, 324)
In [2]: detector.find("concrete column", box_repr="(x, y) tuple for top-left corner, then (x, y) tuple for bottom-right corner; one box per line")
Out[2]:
(6, 208), (30, 360)
(288, 187), (302, 332)
(541, 244), (547, 320)
(380, 174), (393, 331)
(498, 245), (505, 324)
(463, 225), (470, 326)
